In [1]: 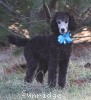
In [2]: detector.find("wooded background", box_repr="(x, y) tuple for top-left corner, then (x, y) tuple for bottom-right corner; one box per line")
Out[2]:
(0, 0), (91, 45)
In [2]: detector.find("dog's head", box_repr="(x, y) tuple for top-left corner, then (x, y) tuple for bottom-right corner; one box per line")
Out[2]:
(51, 12), (76, 34)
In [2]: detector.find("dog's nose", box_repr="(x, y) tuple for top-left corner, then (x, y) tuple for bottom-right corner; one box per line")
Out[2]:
(61, 28), (65, 32)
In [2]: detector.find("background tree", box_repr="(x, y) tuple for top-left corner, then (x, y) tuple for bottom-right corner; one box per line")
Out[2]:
(0, 0), (91, 45)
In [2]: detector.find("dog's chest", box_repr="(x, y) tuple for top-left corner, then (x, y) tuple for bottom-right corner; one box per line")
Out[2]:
(50, 36), (71, 52)
(50, 39), (71, 55)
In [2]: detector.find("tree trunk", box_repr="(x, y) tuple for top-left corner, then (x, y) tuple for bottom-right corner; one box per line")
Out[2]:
(49, 0), (59, 14)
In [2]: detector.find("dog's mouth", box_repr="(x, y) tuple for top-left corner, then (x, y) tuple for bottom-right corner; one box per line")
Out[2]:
(59, 28), (68, 34)
(60, 32), (66, 34)
(59, 31), (68, 34)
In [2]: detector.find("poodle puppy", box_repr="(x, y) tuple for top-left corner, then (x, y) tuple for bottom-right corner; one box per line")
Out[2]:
(8, 11), (76, 88)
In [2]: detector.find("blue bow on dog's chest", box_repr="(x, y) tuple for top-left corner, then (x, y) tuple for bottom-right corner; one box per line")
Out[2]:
(58, 32), (72, 44)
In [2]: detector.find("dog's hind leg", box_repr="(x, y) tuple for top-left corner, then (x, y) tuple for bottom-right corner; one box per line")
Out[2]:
(36, 59), (48, 83)
(24, 57), (38, 83)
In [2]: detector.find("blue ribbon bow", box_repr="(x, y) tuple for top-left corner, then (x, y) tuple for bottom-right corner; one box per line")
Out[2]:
(58, 32), (73, 44)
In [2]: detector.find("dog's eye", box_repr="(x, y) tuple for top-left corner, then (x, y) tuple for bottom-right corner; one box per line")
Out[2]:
(57, 21), (60, 24)
(65, 21), (68, 23)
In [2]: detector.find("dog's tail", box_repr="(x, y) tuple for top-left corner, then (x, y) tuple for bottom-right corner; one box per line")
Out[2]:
(8, 35), (29, 47)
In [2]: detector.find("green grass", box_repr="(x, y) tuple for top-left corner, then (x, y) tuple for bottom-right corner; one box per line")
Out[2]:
(0, 48), (91, 100)
(0, 74), (91, 100)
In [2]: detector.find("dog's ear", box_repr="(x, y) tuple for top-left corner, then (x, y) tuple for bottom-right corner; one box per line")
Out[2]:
(68, 13), (77, 31)
(50, 12), (59, 34)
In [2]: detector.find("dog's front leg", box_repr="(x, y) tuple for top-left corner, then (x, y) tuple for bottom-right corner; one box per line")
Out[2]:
(48, 58), (58, 88)
(58, 58), (69, 88)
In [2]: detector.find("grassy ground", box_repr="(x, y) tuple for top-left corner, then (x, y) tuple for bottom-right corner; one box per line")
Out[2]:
(0, 28), (91, 100)
(0, 45), (91, 100)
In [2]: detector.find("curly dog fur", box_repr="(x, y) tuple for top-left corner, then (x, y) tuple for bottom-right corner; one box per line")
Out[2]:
(8, 12), (76, 88)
